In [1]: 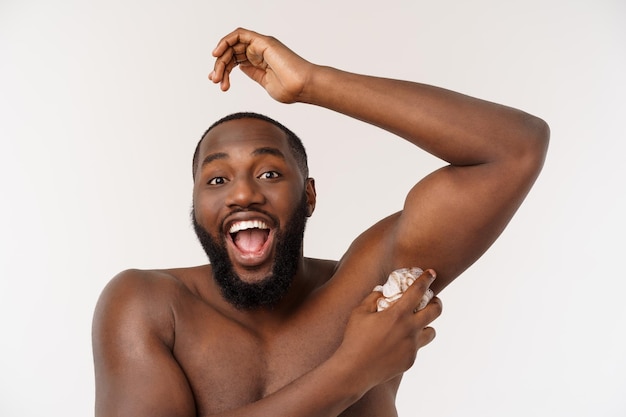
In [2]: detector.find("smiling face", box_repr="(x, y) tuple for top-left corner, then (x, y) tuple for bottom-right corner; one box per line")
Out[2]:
(192, 118), (316, 308)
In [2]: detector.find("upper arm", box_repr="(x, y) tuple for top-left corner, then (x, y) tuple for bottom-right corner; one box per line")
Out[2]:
(334, 119), (548, 298)
(92, 270), (196, 417)
(389, 132), (548, 292)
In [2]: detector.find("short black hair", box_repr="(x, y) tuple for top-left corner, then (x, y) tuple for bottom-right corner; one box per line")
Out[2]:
(192, 112), (309, 180)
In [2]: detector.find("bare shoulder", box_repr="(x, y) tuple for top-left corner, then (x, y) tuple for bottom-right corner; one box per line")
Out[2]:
(92, 268), (201, 416)
(96, 268), (183, 299)
(305, 257), (339, 279)
(93, 267), (199, 349)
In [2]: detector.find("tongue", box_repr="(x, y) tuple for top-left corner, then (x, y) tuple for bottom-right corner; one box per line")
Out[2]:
(234, 229), (268, 253)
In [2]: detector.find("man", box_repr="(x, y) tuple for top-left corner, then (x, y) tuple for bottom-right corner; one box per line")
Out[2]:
(92, 28), (549, 417)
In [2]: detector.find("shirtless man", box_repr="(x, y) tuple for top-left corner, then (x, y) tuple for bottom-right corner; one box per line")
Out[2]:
(92, 28), (549, 417)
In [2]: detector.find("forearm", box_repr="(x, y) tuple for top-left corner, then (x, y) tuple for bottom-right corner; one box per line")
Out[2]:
(209, 27), (548, 165)
(300, 65), (549, 166)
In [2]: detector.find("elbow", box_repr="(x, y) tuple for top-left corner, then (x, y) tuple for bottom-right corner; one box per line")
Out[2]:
(528, 114), (550, 155)
(516, 113), (550, 177)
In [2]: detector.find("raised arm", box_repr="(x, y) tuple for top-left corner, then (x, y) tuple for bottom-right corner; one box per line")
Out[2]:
(93, 269), (441, 417)
(210, 28), (549, 293)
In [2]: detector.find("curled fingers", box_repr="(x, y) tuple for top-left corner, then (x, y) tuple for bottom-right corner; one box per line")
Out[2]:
(413, 296), (442, 348)
(392, 268), (436, 314)
(209, 31), (249, 89)
(394, 271), (441, 349)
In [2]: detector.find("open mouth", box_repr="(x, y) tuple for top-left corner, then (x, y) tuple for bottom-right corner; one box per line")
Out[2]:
(227, 219), (272, 260)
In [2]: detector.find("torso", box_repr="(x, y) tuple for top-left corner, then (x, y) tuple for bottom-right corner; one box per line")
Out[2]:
(162, 258), (401, 417)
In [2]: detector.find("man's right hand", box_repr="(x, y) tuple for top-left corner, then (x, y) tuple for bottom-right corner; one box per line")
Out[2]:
(336, 270), (442, 390)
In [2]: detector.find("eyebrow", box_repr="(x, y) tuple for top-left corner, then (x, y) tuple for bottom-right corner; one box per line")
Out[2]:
(200, 152), (229, 169)
(200, 147), (286, 170)
(252, 147), (286, 159)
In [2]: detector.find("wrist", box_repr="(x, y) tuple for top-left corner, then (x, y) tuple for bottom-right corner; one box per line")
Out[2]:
(325, 346), (375, 401)
(324, 349), (371, 408)
(298, 64), (336, 105)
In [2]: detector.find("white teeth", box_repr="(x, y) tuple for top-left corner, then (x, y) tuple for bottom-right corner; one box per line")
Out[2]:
(229, 220), (269, 234)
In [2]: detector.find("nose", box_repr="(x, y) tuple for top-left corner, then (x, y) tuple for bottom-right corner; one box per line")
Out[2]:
(225, 176), (266, 209)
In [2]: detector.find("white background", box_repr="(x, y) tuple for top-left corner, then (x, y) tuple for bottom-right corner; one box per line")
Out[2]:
(1, 1), (625, 416)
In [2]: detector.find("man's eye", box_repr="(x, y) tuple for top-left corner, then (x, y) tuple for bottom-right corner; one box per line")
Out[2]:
(208, 177), (227, 185)
(259, 171), (280, 180)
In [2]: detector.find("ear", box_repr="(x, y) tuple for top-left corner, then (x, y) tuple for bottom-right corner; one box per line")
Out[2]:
(305, 178), (317, 217)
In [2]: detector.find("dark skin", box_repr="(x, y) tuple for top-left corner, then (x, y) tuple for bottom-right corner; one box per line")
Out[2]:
(92, 28), (549, 417)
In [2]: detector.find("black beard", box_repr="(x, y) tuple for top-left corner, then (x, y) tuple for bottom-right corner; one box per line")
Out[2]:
(191, 194), (309, 310)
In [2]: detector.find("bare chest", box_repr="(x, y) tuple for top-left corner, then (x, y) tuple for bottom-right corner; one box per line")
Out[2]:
(172, 294), (400, 416)
(173, 296), (355, 415)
